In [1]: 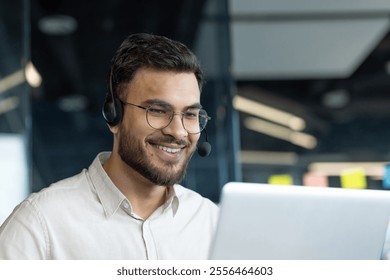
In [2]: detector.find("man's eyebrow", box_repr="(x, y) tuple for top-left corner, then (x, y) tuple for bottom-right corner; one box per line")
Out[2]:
(144, 99), (172, 108)
(144, 99), (202, 109)
(187, 103), (202, 109)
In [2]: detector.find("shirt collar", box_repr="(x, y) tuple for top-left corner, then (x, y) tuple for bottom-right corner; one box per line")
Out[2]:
(163, 185), (179, 216)
(88, 152), (180, 218)
(88, 152), (127, 218)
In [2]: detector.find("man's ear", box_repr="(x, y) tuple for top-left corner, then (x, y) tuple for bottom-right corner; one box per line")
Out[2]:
(107, 123), (119, 134)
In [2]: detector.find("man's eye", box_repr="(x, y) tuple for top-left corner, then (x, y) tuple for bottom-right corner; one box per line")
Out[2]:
(149, 107), (168, 115)
(184, 111), (198, 119)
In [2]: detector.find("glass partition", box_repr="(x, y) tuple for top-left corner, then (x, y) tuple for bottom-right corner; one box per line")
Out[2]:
(0, 0), (31, 224)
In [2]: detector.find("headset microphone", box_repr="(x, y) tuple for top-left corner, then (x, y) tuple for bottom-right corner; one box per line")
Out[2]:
(197, 129), (211, 157)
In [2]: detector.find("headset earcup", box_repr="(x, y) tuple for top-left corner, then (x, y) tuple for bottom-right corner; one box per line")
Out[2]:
(102, 94), (123, 126)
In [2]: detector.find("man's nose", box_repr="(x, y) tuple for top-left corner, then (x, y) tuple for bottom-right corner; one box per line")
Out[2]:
(161, 113), (188, 139)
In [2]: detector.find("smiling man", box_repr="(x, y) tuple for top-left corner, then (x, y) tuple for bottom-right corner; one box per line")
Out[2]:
(0, 33), (219, 259)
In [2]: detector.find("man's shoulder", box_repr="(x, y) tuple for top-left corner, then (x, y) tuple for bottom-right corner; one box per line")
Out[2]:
(26, 169), (91, 207)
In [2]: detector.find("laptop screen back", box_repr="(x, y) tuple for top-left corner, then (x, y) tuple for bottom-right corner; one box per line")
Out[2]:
(209, 182), (390, 260)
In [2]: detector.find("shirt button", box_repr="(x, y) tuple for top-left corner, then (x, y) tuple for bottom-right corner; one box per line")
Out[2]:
(122, 201), (130, 209)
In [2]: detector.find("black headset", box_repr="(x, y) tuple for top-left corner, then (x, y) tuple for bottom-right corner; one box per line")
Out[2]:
(102, 69), (123, 126)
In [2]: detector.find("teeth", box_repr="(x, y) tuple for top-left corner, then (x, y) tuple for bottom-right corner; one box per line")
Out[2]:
(157, 145), (181, 153)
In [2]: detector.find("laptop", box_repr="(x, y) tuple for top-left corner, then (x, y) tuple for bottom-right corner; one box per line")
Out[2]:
(209, 182), (390, 260)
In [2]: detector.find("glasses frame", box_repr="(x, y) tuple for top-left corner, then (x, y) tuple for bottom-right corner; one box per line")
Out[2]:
(119, 100), (211, 134)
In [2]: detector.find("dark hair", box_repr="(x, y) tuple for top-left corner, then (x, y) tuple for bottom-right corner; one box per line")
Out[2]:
(109, 33), (204, 99)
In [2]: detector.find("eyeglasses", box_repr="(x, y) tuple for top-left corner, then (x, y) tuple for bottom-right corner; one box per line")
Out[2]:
(120, 100), (211, 134)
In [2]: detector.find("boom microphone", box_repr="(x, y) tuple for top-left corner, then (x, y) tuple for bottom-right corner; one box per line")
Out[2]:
(197, 129), (211, 157)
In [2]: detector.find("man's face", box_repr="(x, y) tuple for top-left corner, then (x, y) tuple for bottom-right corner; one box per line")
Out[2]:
(117, 68), (201, 187)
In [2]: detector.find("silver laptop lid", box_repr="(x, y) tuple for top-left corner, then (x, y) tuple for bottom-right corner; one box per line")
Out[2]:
(209, 182), (390, 260)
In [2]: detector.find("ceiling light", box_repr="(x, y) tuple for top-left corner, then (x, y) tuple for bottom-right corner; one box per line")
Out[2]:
(0, 97), (19, 115)
(0, 69), (25, 95)
(25, 62), (42, 88)
(322, 89), (350, 108)
(233, 95), (306, 131)
(244, 117), (317, 149)
(240, 150), (298, 165)
(0, 63), (42, 95)
(38, 15), (78, 35)
(57, 94), (88, 112)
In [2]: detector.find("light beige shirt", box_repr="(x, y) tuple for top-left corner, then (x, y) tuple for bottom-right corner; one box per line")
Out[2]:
(0, 152), (219, 260)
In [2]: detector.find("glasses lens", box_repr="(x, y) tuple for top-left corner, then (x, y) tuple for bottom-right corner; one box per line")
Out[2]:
(146, 105), (171, 130)
(198, 109), (209, 132)
(182, 109), (209, 134)
(146, 106), (210, 134)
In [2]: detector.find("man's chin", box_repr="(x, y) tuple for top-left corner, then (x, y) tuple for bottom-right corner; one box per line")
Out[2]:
(119, 147), (189, 186)
(148, 166), (186, 187)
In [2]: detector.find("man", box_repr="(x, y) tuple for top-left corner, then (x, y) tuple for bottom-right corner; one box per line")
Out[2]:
(0, 33), (219, 259)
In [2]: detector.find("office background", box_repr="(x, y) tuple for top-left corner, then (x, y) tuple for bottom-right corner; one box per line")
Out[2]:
(1, 0), (390, 223)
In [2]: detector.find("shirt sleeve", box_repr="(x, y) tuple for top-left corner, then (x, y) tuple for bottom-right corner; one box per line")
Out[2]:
(0, 199), (48, 259)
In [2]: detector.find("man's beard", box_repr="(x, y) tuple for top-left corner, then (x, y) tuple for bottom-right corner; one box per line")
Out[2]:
(118, 126), (194, 187)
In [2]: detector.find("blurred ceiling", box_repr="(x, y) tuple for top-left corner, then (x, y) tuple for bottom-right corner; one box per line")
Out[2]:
(31, 0), (207, 105)
(229, 0), (390, 161)
(28, 0), (390, 188)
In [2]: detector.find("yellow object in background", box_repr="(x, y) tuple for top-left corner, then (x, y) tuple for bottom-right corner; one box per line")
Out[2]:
(340, 168), (367, 189)
(268, 174), (293, 185)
